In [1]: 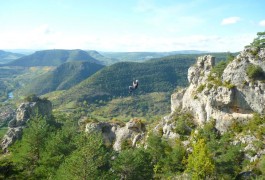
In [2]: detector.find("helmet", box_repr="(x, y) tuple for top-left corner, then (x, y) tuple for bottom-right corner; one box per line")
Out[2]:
(135, 80), (138, 82)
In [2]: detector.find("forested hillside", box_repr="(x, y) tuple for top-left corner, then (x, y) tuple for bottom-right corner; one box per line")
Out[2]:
(52, 55), (196, 107)
(17, 61), (104, 96)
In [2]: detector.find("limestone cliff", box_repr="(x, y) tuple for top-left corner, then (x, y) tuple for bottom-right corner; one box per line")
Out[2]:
(85, 118), (145, 151)
(170, 47), (265, 132)
(1, 99), (52, 152)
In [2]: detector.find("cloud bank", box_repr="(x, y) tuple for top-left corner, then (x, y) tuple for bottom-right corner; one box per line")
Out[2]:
(221, 17), (241, 25)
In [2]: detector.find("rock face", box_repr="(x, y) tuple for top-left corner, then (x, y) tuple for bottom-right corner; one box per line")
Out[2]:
(170, 48), (265, 132)
(85, 118), (145, 151)
(1, 99), (52, 152)
(0, 106), (16, 127)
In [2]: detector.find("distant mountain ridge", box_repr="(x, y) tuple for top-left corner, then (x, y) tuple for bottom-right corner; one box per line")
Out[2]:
(100, 50), (208, 62)
(17, 61), (104, 95)
(7, 49), (103, 67)
(0, 50), (24, 64)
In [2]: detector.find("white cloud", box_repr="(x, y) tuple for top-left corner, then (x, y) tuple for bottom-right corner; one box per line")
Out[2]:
(221, 17), (241, 25)
(0, 23), (256, 52)
(259, 20), (265, 26)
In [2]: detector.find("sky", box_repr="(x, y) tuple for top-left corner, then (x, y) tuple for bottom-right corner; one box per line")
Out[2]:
(0, 0), (265, 52)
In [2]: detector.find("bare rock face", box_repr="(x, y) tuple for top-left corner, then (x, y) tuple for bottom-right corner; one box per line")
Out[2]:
(170, 48), (265, 132)
(1, 99), (52, 152)
(0, 106), (15, 127)
(85, 118), (145, 151)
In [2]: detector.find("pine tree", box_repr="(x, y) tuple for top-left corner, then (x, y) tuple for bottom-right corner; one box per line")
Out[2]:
(10, 115), (50, 179)
(111, 148), (153, 180)
(186, 139), (215, 179)
(55, 132), (112, 180)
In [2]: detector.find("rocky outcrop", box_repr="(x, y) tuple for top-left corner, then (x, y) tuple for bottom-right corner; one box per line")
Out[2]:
(85, 118), (145, 151)
(233, 133), (265, 163)
(170, 48), (265, 132)
(0, 106), (15, 127)
(1, 99), (52, 152)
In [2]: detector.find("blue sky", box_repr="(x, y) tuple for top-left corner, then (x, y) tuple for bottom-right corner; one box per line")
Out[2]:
(0, 0), (265, 52)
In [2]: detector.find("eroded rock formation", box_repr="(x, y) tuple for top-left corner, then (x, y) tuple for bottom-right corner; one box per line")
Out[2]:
(85, 118), (145, 151)
(1, 99), (52, 152)
(170, 47), (265, 132)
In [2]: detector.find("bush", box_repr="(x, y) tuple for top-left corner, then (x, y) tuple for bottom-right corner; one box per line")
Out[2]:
(174, 113), (195, 136)
(24, 94), (40, 102)
(246, 64), (265, 80)
(197, 84), (206, 93)
(211, 61), (228, 78)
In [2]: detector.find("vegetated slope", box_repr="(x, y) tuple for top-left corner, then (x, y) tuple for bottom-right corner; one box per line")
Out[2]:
(18, 61), (104, 96)
(90, 92), (171, 121)
(7, 49), (102, 67)
(0, 50), (24, 64)
(52, 55), (197, 106)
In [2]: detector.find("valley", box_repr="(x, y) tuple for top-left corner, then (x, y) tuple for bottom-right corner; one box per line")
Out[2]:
(0, 33), (265, 179)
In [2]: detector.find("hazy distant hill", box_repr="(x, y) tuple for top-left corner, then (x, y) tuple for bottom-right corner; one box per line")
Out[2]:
(52, 55), (197, 107)
(100, 50), (208, 62)
(86, 50), (118, 65)
(0, 50), (24, 64)
(18, 61), (104, 95)
(7, 49), (102, 67)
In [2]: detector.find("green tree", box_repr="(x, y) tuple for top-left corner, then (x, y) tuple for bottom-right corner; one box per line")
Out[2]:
(258, 155), (265, 175)
(0, 155), (18, 179)
(214, 133), (244, 179)
(186, 139), (215, 179)
(146, 132), (167, 165)
(250, 31), (265, 48)
(55, 132), (112, 180)
(10, 115), (50, 179)
(159, 140), (186, 177)
(36, 123), (78, 179)
(111, 148), (153, 180)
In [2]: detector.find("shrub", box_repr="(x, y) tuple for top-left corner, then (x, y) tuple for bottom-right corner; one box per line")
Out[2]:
(223, 81), (235, 89)
(174, 113), (195, 136)
(211, 61), (228, 78)
(207, 83), (214, 90)
(246, 64), (265, 80)
(197, 84), (206, 93)
(258, 155), (265, 175)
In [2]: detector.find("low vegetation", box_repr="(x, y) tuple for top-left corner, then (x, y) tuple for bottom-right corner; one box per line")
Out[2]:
(207, 53), (235, 89)
(246, 64), (265, 80)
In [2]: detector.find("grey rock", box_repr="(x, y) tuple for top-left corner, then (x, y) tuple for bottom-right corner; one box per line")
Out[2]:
(85, 118), (145, 151)
(1, 99), (52, 152)
(169, 48), (265, 132)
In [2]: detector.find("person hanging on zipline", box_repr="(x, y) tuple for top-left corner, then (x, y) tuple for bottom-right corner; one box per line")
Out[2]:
(129, 80), (139, 93)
